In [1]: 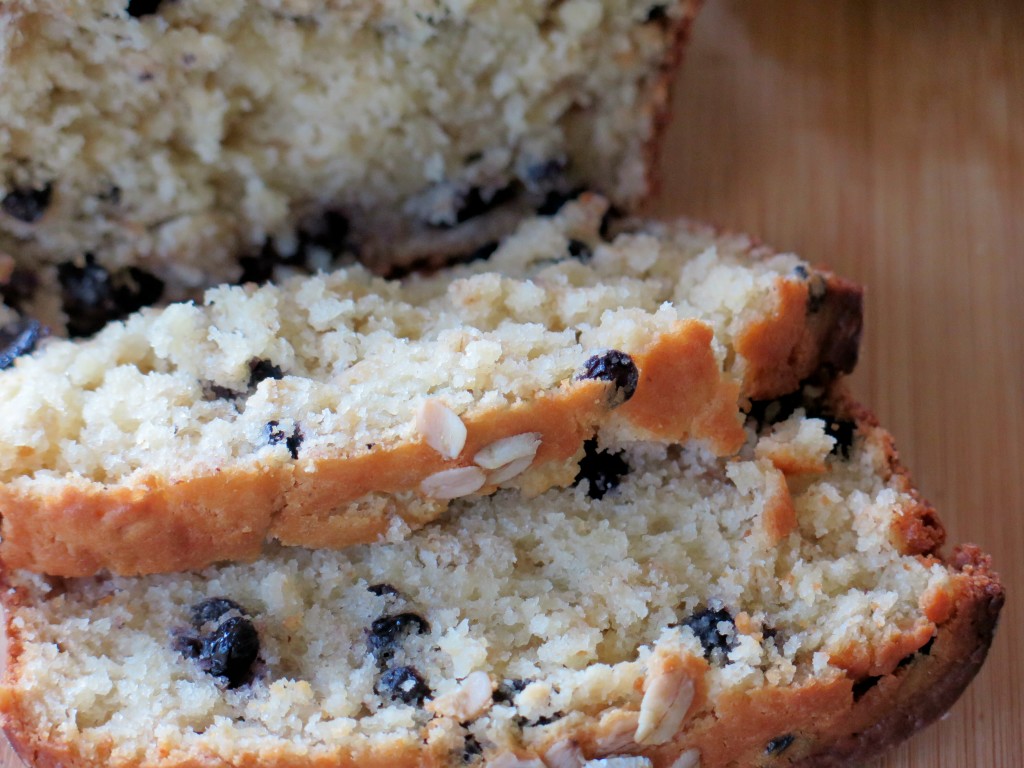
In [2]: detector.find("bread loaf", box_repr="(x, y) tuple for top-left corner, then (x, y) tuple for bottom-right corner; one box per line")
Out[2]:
(0, 0), (698, 333)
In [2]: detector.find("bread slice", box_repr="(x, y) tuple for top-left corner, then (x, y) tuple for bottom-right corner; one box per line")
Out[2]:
(0, 387), (1003, 767)
(0, 196), (861, 577)
(0, 0), (698, 333)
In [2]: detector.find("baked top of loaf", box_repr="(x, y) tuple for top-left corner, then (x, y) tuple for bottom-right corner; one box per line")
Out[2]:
(0, 388), (1003, 768)
(0, 0), (696, 330)
(0, 196), (861, 576)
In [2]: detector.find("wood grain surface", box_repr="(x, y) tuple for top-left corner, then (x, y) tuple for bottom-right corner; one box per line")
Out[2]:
(648, 1), (1023, 765)
(1, 1), (1020, 766)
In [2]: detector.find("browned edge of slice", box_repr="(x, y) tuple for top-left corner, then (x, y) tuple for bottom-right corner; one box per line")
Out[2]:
(638, 0), (705, 207)
(0, 266), (862, 577)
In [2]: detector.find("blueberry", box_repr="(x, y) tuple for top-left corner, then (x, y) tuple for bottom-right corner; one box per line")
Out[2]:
(573, 439), (629, 501)
(576, 350), (639, 405)
(567, 239), (592, 261)
(792, 264), (810, 280)
(265, 421), (303, 459)
(126, 0), (164, 17)
(444, 184), (517, 227)
(368, 612), (430, 667)
(368, 583), (401, 598)
(0, 318), (47, 370)
(57, 258), (115, 338)
(466, 240), (499, 262)
(765, 734), (795, 756)
(176, 599), (259, 687)
(247, 358), (285, 388)
(645, 4), (668, 22)
(237, 242), (283, 285)
(190, 598), (247, 629)
(201, 616), (260, 688)
(0, 266), (39, 312)
(57, 257), (164, 338)
(536, 187), (584, 216)
(745, 392), (804, 431)
(599, 205), (623, 240)
(1, 183), (52, 224)
(463, 733), (483, 762)
(376, 665), (431, 706)
(822, 417), (856, 458)
(299, 210), (351, 255)
(524, 159), (566, 186)
(678, 606), (736, 660)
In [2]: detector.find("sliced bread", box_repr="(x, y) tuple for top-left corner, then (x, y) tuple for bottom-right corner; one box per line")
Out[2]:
(0, 196), (861, 576)
(0, 387), (1003, 767)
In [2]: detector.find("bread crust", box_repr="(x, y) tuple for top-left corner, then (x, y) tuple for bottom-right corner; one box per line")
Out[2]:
(635, 0), (704, 207)
(0, 271), (860, 577)
(0, 395), (1003, 768)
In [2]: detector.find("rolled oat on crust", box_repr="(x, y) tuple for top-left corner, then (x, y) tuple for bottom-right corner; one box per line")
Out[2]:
(0, 388), (1002, 767)
(0, 198), (861, 576)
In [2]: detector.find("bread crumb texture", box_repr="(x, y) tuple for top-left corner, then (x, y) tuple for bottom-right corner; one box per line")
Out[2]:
(0, 198), (809, 490)
(0, 408), (974, 767)
(0, 0), (693, 294)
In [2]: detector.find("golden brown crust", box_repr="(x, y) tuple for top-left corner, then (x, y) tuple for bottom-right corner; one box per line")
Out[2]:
(790, 546), (1004, 768)
(839, 391), (947, 556)
(616, 319), (745, 453)
(735, 274), (863, 400)
(761, 464), (797, 546)
(0, 469), (288, 575)
(636, 0), (704, 205)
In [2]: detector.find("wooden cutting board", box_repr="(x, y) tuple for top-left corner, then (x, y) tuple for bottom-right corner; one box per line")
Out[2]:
(647, 1), (1023, 765)
(1, 0), (1020, 765)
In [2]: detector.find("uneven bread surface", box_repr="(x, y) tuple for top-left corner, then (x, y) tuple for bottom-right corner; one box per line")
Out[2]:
(0, 197), (862, 576)
(0, 0), (697, 323)
(0, 391), (1004, 768)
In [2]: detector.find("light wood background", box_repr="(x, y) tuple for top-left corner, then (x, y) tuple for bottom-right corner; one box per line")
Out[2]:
(2, 0), (1021, 766)
(648, 0), (1023, 765)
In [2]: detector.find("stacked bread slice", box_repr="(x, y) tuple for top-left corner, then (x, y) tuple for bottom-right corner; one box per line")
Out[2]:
(0, 387), (1002, 767)
(0, 201), (1003, 768)
(0, 195), (862, 577)
(0, 3), (1004, 766)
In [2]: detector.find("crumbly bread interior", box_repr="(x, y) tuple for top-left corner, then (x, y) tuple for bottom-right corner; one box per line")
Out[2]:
(1, 408), (951, 764)
(0, 197), (806, 487)
(0, 0), (688, 293)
